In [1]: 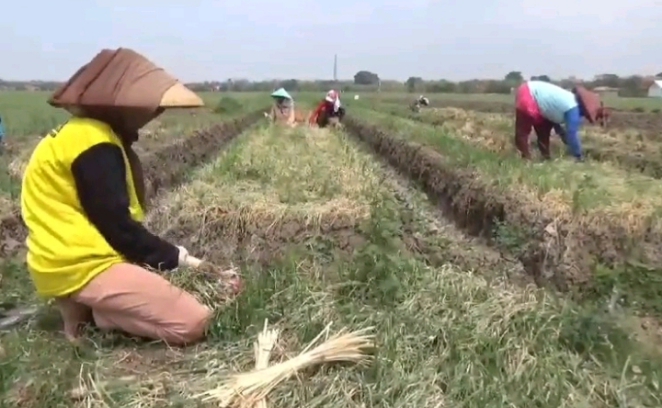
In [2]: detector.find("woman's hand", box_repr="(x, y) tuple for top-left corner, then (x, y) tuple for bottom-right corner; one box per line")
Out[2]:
(177, 246), (190, 266)
(175, 246), (243, 296)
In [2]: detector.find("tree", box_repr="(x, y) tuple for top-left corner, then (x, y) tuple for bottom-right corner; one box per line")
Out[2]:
(425, 80), (456, 93)
(531, 75), (551, 82)
(504, 71), (523, 82)
(619, 75), (644, 97)
(484, 80), (511, 94)
(279, 79), (299, 91)
(353, 70), (380, 85)
(594, 74), (620, 88)
(656, 72), (662, 78)
(405, 76), (423, 93)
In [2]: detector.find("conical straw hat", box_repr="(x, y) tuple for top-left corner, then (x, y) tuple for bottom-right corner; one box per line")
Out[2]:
(271, 88), (292, 100)
(159, 82), (204, 107)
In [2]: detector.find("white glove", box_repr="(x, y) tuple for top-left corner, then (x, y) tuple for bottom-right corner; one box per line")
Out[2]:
(176, 246), (189, 266)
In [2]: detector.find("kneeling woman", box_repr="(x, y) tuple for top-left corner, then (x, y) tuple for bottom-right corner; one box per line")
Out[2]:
(514, 80), (601, 161)
(21, 48), (212, 346)
(309, 90), (346, 128)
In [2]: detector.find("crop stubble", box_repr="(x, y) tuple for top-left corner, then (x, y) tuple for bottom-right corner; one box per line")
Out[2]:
(375, 97), (662, 133)
(381, 104), (662, 178)
(0, 110), (265, 257)
(345, 111), (662, 314)
(4, 119), (662, 407)
(146, 124), (378, 267)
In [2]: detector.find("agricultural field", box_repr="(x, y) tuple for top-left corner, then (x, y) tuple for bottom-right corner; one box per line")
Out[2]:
(372, 103), (662, 178)
(347, 101), (662, 307)
(352, 92), (662, 134)
(1, 90), (662, 407)
(360, 92), (662, 112)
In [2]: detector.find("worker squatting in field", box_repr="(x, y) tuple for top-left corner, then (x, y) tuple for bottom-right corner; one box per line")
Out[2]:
(20, 48), (228, 346)
(514, 80), (608, 161)
(410, 95), (430, 112)
(310, 90), (346, 128)
(269, 87), (296, 126)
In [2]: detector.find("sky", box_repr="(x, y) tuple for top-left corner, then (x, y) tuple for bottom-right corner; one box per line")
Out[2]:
(0, 1), (660, 82)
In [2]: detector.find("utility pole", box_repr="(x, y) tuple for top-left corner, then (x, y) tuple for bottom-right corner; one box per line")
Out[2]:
(333, 54), (338, 82)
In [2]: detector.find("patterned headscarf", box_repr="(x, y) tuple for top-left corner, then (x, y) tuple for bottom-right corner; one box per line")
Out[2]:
(325, 90), (341, 113)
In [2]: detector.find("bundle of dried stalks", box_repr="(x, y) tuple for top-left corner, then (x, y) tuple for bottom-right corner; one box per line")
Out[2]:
(195, 324), (374, 407)
(252, 320), (279, 408)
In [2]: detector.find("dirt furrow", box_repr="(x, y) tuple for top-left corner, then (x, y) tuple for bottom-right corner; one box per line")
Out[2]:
(151, 131), (527, 280)
(358, 140), (529, 283)
(145, 125), (374, 269)
(343, 115), (662, 307)
(0, 111), (264, 256)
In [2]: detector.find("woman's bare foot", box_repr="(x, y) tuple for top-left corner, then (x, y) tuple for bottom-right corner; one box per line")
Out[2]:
(55, 298), (92, 342)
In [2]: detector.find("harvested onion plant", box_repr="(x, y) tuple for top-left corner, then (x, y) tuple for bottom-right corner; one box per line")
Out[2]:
(195, 324), (374, 407)
(252, 320), (279, 408)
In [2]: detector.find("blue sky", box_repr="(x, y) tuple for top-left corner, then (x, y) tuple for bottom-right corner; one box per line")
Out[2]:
(1, 1), (660, 81)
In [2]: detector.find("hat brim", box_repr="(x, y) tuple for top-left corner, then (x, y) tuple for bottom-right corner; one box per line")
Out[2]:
(574, 87), (600, 124)
(159, 83), (204, 108)
(270, 89), (293, 100)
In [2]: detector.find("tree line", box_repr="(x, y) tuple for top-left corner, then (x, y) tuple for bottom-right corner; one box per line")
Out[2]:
(2, 70), (661, 96)
(187, 71), (662, 97)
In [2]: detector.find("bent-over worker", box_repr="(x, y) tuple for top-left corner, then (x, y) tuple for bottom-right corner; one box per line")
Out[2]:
(269, 87), (295, 125)
(514, 80), (601, 161)
(21, 48), (212, 346)
(309, 89), (345, 128)
(410, 95), (430, 112)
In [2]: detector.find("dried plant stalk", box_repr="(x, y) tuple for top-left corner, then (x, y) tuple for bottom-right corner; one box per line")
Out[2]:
(250, 319), (279, 408)
(195, 324), (374, 407)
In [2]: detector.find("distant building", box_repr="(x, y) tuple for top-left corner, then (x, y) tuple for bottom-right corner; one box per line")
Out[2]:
(592, 86), (619, 98)
(647, 80), (662, 98)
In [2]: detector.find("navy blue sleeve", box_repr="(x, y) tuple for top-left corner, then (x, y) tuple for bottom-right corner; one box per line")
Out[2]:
(70, 143), (180, 271)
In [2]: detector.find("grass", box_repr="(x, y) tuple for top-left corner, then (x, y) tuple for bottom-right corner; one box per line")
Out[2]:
(0, 91), (70, 138)
(376, 103), (662, 178)
(0, 91), (266, 140)
(146, 125), (383, 233)
(357, 108), (662, 216)
(3, 122), (662, 406)
(0, 93), (270, 203)
(349, 107), (662, 317)
(357, 92), (662, 112)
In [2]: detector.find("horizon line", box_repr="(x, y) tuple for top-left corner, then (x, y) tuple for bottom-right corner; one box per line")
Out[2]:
(1, 74), (660, 83)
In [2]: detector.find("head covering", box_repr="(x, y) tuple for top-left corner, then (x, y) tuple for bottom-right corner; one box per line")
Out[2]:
(572, 86), (601, 124)
(271, 88), (293, 100)
(324, 90), (341, 113)
(325, 90), (339, 103)
(49, 48), (203, 142)
(49, 48), (203, 207)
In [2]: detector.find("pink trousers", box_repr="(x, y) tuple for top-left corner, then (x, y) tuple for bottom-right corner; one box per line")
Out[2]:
(514, 83), (555, 159)
(56, 263), (211, 346)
